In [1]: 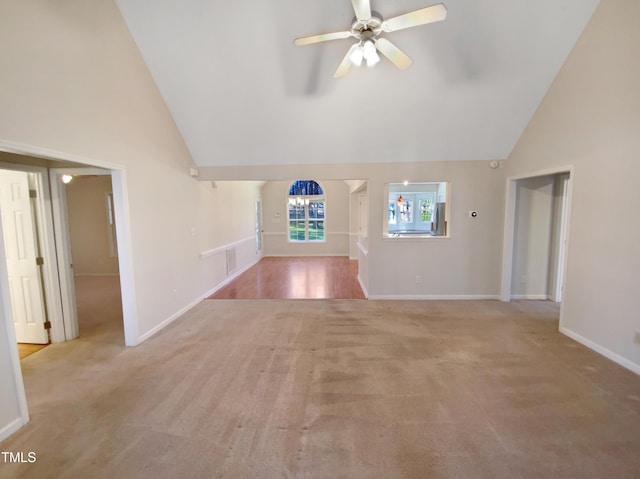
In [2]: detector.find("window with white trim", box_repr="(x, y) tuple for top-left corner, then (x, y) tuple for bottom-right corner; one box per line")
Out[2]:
(288, 180), (325, 242)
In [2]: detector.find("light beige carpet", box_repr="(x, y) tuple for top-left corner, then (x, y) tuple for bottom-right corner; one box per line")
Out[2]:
(1, 298), (639, 478)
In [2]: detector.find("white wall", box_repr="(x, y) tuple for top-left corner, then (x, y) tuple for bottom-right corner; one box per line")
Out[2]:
(66, 176), (119, 276)
(511, 176), (554, 299)
(261, 180), (350, 256)
(0, 0), (261, 436)
(506, 0), (640, 372)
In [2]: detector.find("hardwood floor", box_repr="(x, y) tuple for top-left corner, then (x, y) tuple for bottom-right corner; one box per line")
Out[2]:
(18, 343), (48, 360)
(209, 256), (366, 299)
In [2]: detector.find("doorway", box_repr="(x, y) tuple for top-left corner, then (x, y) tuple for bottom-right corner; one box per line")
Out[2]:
(64, 173), (123, 343)
(548, 174), (570, 302)
(0, 165), (127, 349)
(501, 167), (573, 309)
(0, 145), (137, 439)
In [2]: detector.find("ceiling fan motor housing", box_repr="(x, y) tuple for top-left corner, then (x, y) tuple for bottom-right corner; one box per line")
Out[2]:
(351, 11), (383, 40)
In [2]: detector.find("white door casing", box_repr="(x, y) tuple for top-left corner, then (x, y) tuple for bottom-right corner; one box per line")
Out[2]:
(359, 194), (368, 239)
(501, 165), (574, 305)
(0, 170), (49, 344)
(555, 176), (571, 302)
(255, 198), (262, 254)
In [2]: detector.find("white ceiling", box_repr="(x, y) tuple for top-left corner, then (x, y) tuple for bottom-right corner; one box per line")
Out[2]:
(115, 0), (599, 168)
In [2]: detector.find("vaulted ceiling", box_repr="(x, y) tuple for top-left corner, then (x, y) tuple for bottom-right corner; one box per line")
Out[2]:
(115, 0), (599, 168)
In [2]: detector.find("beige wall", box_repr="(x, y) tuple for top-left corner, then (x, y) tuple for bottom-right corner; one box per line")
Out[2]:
(66, 176), (119, 276)
(367, 162), (504, 298)
(507, 0), (640, 370)
(0, 0), (262, 436)
(261, 180), (350, 256)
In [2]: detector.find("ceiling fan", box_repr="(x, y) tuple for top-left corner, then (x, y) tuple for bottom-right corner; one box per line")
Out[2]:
(294, 0), (447, 78)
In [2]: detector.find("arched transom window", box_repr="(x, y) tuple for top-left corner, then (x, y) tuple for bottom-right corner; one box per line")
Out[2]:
(288, 180), (325, 242)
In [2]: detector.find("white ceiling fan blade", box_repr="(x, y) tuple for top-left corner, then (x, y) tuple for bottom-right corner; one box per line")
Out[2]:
(382, 3), (447, 33)
(375, 38), (413, 70)
(294, 31), (352, 46)
(334, 44), (359, 78)
(351, 0), (372, 21)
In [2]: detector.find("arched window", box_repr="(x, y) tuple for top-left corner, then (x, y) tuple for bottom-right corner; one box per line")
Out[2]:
(288, 180), (325, 242)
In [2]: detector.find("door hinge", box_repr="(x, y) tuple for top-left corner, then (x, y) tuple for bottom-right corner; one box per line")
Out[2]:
(29, 189), (37, 198)
(36, 257), (44, 266)
(44, 321), (51, 330)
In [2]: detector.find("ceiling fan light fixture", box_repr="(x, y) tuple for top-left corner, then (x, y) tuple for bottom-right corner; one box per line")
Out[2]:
(367, 52), (380, 67)
(349, 43), (364, 66)
(363, 40), (380, 67)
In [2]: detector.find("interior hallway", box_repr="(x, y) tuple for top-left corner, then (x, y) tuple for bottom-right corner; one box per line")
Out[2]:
(72, 275), (123, 345)
(1, 289), (640, 478)
(209, 256), (365, 299)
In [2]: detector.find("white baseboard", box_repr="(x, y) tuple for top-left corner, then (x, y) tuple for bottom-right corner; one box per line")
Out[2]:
(137, 295), (203, 344)
(357, 275), (369, 299)
(0, 417), (27, 442)
(510, 294), (549, 300)
(559, 327), (640, 376)
(264, 254), (349, 258)
(74, 273), (120, 277)
(137, 256), (261, 344)
(368, 294), (500, 300)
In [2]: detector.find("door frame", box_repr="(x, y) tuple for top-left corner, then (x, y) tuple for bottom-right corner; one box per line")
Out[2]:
(255, 197), (263, 255)
(553, 175), (571, 302)
(501, 166), (574, 323)
(0, 162), (66, 343)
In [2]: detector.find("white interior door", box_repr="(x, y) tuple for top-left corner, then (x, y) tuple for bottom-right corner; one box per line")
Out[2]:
(0, 170), (49, 344)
